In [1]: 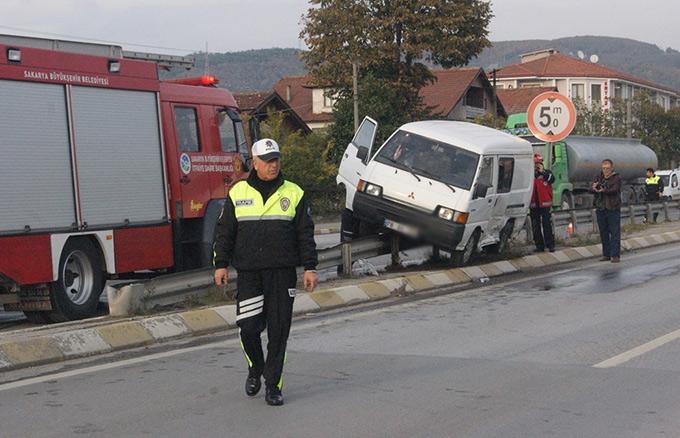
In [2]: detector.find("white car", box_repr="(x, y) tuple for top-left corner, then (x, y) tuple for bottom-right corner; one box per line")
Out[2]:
(337, 117), (534, 265)
(656, 169), (680, 201)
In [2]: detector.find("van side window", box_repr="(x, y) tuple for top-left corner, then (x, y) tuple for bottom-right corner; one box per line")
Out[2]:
(217, 109), (237, 153)
(672, 174), (678, 188)
(477, 156), (494, 187)
(497, 157), (515, 193)
(174, 107), (201, 152)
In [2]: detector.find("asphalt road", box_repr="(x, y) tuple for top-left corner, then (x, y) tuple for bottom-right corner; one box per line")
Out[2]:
(2, 244), (680, 437)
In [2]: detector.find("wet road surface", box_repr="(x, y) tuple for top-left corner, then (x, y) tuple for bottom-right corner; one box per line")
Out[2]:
(1, 245), (680, 437)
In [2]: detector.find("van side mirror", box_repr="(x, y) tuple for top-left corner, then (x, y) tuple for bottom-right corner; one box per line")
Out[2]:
(473, 183), (489, 199)
(356, 146), (369, 161)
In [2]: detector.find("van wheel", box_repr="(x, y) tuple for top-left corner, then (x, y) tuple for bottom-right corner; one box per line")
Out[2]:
(487, 221), (513, 255)
(451, 229), (481, 267)
(47, 238), (105, 322)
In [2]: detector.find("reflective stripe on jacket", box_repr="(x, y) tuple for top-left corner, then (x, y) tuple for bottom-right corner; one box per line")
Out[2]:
(213, 177), (318, 271)
(645, 175), (663, 201)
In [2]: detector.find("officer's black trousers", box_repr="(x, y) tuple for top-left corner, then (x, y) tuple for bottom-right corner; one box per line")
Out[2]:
(236, 267), (296, 390)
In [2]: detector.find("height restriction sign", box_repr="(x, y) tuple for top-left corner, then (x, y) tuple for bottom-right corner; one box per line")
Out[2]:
(527, 91), (577, 142)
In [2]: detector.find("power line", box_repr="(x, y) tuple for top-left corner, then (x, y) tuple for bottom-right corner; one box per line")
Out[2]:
(0, 24), (200, 54)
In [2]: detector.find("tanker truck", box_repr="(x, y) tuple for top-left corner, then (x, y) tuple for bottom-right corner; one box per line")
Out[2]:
(505, 113), (658, 209)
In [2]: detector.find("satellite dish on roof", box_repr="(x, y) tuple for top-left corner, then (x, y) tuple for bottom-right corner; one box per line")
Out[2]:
(577, 50), (585, 59)
(590, 54), (599, 63)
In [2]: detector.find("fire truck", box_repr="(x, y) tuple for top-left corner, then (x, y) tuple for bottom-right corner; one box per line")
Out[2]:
(0, 35), (251, 322)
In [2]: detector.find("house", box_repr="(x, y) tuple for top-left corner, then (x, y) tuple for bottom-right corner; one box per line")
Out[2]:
(233, 90), (311, 141)
(272, 67), (505, 130)
(494, 49), (680, 110)
(273, 76), (334, 130)
(421, 67), (506, 121)
(496, 86), (557, 115)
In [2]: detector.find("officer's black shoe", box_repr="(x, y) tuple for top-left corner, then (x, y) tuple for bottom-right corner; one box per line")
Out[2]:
(245, 373), (261, 397)
(265, 386), (284, 406)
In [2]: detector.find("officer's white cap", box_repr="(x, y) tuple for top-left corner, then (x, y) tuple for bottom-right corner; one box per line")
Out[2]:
(252, 138), (280, 161)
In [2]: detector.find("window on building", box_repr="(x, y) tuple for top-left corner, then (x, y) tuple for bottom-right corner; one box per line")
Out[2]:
(497, 157), (515, 193)
(571, 83), (584, 101)
(323, 90), (336, 108)
(658, 95), (667, 108)
(174, 107), (201, 152)
(591, 84), (602, 106)
(465, 87), (485, 108)
(614, 83), (623, 99)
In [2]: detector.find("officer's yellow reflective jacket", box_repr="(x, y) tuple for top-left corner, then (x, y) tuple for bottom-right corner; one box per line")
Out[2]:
(213, 172), (317, 271)
(644, 174), (663, 201)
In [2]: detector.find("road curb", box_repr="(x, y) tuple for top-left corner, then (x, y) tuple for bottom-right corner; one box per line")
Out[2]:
(2, 230), (679, 372)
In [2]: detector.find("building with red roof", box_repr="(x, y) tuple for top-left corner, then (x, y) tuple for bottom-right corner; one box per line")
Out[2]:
(494, 49), (679, 111)
(272, 68), (505, 130)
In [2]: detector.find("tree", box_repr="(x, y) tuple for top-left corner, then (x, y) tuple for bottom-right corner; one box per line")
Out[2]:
(300, 0), (493, 142)
(259, 110), (340, 213)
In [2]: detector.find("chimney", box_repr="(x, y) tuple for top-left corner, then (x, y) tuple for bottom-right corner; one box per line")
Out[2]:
(520, 48), (558, 64)
(286, 85), (291, 102)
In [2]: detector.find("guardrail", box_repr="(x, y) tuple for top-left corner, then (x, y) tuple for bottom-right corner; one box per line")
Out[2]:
(107, 200), (680, 316)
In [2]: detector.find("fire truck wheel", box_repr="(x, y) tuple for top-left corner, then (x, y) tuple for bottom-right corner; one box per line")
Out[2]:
(49, 238), (105, 321)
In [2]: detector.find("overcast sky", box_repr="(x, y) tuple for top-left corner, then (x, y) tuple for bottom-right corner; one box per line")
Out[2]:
(2, 0), (677, 55)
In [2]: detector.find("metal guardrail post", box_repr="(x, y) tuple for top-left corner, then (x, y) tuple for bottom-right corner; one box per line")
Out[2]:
(663, 201), (671, 222)
(629, 205), (636, 224)
(341, 243), (352, 277)
(432, 246), (440, 261)
(390, 234), (400, 267)
(525, 215), (533, 244)
(570, 210), (578, 235)
(591, 209), (598, 233)
(646, 203), (653, 223)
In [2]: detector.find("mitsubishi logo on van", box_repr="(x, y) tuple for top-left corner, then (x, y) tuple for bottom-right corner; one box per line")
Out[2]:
(408, 192), (415, 199)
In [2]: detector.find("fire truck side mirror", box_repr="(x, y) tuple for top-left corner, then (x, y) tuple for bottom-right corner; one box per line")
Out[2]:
(249, 117), (260, 143)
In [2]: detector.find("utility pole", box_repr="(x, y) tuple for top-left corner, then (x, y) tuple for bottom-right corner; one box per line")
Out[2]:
(353, 61), (359, 131)
(204, 42), (209, 76)
(626, 99), (633, 138)
(492, 68), (497, 127)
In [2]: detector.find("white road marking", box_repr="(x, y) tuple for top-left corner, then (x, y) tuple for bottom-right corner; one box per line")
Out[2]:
(593, 327), (680, 368)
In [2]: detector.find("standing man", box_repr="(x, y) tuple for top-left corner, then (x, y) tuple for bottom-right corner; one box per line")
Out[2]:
(530, 153), (556, 252)
(592, 159), (622, 263)
(213, 138), (318, 406)
(644, 167), (664, 223)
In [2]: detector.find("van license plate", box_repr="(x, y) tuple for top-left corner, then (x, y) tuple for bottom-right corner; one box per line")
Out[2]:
(384, 219), (419, 238)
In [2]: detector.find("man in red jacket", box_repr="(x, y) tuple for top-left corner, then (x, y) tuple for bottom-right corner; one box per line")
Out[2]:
(530, 153), (556, 252)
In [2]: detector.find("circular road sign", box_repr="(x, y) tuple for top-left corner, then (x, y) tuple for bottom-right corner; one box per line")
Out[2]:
(527, 91), (576, 142)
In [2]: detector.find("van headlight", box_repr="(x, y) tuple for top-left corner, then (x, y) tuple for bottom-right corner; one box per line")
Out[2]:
(364, 182), (383, 197)
(437, 206), (469, 224)
(437, 207), (455, 221)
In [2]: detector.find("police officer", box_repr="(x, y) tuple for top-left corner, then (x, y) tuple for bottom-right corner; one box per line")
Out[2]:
(644, 167), (664, 223)
(213, 138), (318, 406)
(530, 153), (556, 252)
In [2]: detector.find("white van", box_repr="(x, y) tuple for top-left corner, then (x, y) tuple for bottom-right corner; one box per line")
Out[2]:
(337, 117), (534, 265)
(656, 169), (680, 201)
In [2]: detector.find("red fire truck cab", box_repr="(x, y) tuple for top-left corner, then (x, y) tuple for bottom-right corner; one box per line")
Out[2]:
(0, 38), (250, 322)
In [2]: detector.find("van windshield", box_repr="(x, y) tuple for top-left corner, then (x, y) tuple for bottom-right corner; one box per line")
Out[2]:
(660, 175), (670, 187)
(375, 130), (480, 190)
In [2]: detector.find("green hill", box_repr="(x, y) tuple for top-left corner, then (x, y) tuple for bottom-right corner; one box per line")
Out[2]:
(162, 36), (680, 93)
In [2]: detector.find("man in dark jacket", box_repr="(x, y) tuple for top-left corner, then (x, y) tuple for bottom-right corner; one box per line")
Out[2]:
(644, 168), (664, 223)
(592, 158), (622, 263)
(530, 153), (556, 252)
(213, 138), (318, 406)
